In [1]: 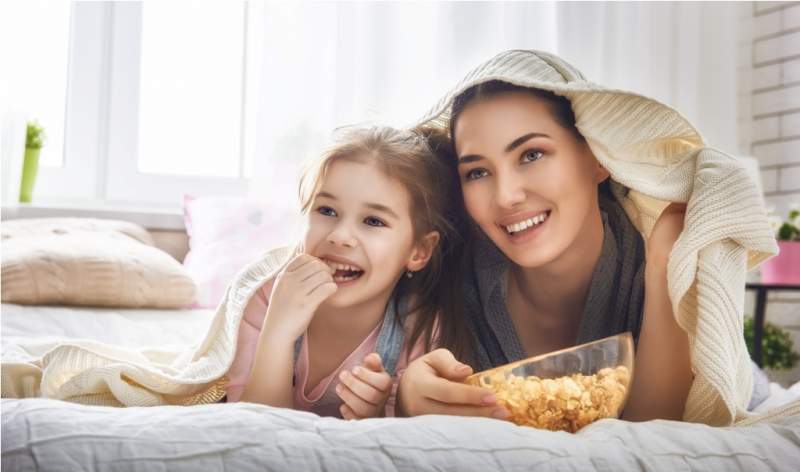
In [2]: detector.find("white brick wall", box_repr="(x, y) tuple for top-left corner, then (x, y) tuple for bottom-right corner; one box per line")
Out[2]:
(740, 2), (800, 387)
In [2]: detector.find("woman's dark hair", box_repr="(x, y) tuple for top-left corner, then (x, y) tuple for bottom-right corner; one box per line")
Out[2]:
(449, 80), (585, 145)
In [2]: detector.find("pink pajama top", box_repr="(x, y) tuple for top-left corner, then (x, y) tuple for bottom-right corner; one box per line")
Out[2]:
(225, 279), (432, 417)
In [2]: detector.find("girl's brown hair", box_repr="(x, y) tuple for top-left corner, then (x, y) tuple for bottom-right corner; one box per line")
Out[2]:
(298, 126), (474, 363)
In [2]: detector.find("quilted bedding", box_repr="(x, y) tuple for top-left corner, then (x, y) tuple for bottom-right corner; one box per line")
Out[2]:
(3, 397), (800, 471)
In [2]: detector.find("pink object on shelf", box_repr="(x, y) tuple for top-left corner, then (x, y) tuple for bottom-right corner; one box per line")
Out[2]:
(760, 241), (800, 285)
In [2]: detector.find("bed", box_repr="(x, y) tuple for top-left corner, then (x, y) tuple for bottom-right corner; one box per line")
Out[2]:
(2, 302), (800, 471)
(2, 216), (799, 471)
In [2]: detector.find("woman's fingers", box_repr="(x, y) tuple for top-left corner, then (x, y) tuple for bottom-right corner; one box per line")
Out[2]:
(423, 349), (474, 380)
(419, 374), (496, 407)
(340, 403), (358, 420)
(414, 397), (508, 419)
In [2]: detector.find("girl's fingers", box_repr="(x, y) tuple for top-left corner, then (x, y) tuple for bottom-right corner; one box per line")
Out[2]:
(340, 403), (358, 420)
(302, 270), (335, 295)
(351, 363), (393, 393)
(362, 353), (383, 372)
(339, 370), (387, 405)
(335, 382), (376, 418)
(285, 254), (316, 272)
(307, 280), (337, 302)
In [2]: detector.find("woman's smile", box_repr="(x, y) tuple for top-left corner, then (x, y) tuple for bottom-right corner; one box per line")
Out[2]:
(499, 209), (552, 244)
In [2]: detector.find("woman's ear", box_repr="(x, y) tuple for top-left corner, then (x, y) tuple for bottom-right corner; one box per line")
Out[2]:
(407, 231), (440, 272)
(595, 162), (610, 183)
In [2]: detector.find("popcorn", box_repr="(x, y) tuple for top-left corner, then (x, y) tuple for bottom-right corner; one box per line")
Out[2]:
(466, 365), (630, 432)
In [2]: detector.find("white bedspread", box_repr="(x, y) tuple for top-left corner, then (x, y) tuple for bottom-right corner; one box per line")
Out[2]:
(3, 398), (799, 471)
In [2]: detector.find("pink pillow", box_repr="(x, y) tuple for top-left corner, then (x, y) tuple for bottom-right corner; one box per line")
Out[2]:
(182, 195), (299, 308)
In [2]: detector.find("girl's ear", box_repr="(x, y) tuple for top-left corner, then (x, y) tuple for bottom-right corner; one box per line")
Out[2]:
(407, 231), (440, 272)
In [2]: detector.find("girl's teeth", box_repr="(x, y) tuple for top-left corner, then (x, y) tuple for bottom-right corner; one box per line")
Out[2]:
(504, 212), (549, 234)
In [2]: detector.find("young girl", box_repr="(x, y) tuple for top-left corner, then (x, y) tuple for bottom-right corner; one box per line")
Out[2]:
(225, 126), (471, 419)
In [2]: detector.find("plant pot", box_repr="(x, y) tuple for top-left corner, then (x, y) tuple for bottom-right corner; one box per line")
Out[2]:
(761, 241), (800, 285)
(19, 146), (40, 203)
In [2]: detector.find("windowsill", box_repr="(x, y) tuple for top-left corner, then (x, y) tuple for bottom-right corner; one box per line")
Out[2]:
(1, 200), (185, 231)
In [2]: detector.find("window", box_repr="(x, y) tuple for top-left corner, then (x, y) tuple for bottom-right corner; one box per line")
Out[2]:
(3, 1), (252, 206)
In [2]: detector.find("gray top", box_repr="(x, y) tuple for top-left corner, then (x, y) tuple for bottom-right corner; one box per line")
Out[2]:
(464, 194), (646, 370)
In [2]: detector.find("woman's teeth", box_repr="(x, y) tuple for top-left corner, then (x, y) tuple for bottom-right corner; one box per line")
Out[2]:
(505, 212), (549, 234)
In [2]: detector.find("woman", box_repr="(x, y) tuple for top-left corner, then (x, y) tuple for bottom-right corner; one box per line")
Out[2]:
(398, 50), (777, 425)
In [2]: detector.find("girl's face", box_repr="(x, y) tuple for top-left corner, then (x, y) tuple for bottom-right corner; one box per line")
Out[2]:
(453, 91), (608, 269)
(304, 158), (435, 308)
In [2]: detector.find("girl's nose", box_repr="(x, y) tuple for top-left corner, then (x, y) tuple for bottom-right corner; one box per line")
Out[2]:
(495, 169), (526, 209)
(326, 223), (358, 248)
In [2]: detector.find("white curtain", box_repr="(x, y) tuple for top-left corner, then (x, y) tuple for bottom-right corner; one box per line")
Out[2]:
(248, 1), (740, 211)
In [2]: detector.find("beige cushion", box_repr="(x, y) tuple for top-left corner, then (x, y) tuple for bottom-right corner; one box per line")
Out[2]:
(1, 218), (196, 308)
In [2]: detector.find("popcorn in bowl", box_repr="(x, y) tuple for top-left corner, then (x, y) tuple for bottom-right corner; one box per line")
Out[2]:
(464, 332), (634, 432)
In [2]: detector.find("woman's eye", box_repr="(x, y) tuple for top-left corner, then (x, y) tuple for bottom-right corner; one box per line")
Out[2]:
(364, 216), (386, 227)
(465, 168), (489, 181)
(317, 206), (337, 217)
(521, 149), (544, 163)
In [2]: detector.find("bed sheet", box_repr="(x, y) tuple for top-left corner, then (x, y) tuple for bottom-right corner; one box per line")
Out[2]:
(2, 397), (799, 471)
(1, 303), (214, 349)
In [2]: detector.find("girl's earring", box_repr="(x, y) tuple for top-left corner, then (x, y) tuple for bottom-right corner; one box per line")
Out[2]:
(405, 270), (414, 279)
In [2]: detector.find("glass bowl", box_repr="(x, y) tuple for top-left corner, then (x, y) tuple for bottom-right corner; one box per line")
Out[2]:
(464, 332), (634, 432)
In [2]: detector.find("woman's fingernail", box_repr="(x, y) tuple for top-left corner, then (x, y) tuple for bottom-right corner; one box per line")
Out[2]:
(339, 371), (348, 381)
(491, 408), (509, 420)
(353, 367), (362, 376)
(455, 364), (472, 374)
(482, 394), (497, 405)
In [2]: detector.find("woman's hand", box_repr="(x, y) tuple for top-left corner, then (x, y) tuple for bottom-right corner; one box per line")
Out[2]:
(337, 353), (393, 419)
(264, 254), (337, 340)
(396, 349), (509, 419)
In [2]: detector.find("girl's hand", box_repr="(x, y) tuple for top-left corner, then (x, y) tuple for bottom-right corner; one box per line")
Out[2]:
(263, 254), (337, 341)
(337, 353), (393, 419)
(396, 349), (509, 419)
(646, 203), (686, 267)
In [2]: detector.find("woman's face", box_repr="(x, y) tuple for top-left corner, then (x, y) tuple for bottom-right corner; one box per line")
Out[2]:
(453, 91), (608, 269)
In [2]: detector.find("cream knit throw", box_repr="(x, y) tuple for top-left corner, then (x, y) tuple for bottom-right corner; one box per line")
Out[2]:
(416, 49), (795, 426)
(1, 50), (797, 427)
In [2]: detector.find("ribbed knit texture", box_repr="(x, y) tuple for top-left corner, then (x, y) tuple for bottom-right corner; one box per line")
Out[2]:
(417, 50), (785, 426)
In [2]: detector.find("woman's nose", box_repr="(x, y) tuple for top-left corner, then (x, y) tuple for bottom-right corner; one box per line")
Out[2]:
(495, 169), (526, 209)
(326, 222), (358, 248)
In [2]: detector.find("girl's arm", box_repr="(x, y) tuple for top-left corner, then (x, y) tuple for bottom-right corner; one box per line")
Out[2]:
(623, 203), (693, 421)
(239, 254), (337, 407)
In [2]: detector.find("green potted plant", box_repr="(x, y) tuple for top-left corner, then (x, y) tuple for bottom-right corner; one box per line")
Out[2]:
(744, 316), (800, 371)
(19, 121), (45, 203)
(762, 207), (800, 285)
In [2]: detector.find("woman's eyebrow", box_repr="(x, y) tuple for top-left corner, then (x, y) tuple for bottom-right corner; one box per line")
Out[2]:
(505, 132), (550, 153)
(458, 132), (551, 165)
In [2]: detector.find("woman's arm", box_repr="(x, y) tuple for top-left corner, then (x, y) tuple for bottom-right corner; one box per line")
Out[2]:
(623, 203), (693, 421)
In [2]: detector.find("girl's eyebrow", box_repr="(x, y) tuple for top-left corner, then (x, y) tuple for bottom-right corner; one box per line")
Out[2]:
(457, 132), (551, 165)
(317, 191), (398, 220)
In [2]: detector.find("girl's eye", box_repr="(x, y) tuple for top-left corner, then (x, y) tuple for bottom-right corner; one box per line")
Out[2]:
(364, 216), (386, 227)
(465, 168), (489, 181)
(317, 206), (337, 217)
(521, 149), (544, 163)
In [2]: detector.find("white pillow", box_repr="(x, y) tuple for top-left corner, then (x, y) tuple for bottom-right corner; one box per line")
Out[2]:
(1, 218), (196, 308)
